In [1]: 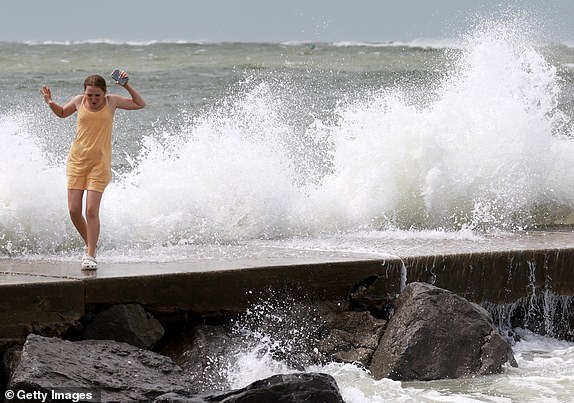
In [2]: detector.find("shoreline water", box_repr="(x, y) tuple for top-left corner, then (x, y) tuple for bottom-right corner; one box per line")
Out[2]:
(6, 38), (574, 49)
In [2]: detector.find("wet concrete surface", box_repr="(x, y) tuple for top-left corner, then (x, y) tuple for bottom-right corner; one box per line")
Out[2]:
(1, 229), (574, 344)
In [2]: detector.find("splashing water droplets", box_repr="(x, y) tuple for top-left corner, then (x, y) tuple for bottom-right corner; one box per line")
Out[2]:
(307, 17), (574, 233)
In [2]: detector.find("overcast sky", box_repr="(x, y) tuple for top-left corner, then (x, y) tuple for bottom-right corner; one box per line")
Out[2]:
(1, 0), (572, 43)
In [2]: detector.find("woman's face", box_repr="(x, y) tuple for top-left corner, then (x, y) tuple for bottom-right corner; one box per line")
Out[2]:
(84, 86), (106, 109)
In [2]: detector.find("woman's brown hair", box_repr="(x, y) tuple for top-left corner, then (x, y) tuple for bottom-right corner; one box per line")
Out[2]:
(83, 75), (107, 93)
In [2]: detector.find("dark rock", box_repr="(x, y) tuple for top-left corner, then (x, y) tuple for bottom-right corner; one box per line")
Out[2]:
(8, 334), (196, 402)
(165, 324), (235, 393)
(7, 334), (346, 403)
(153, 373), (344, 403)
(2, 346), (21, 380)
(480, 330), (518, 374)
(206, 373), (345, 403)
(83, 304), (165, 349)
(318, 310), (386, 367)
(369, 282), (517, 381)
(154, 393), (207, 403)
(349, 275), (397, 318)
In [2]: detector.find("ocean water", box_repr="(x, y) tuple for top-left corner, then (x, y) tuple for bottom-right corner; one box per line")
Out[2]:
(2, 14), (574, 402)
(226, 307), (574, 403)
(3, 17), (574, 258)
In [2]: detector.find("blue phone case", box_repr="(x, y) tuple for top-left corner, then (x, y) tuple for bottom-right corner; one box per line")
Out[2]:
(111, 69), (128, 85)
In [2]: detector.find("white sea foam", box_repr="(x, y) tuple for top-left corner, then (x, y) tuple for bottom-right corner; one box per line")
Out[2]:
(21, 39), (207, 46)
(212, 297), (574, 403)
(331, 39), (463, 50)
(18, 39), (458, 49)
(105, 81), (303, 246)
(108, 19), (573, 248)
(228, 329), (569, 403)
(0, 114), (68, 255)
(302, 18), (574, 233)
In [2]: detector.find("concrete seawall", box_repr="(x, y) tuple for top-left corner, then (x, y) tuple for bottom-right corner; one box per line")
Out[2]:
(2, 230), (574, 345)
(403, 248), (574, 303)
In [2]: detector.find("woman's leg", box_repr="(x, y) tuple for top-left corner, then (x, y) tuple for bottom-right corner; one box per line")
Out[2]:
(85, 190), (103, 258)
(67, 189), (88, 247)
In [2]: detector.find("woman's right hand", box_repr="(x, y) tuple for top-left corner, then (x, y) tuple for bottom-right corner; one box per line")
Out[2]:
(40, 86), (52, 104)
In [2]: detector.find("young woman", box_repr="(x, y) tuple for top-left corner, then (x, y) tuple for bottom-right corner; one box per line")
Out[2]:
(40, 72), (145, 269)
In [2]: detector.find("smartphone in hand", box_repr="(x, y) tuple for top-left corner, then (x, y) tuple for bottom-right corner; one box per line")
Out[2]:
(111, 69), (128, 86)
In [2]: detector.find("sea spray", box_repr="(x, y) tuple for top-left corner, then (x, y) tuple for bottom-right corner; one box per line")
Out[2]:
(307, 18), (574, 233)
(106, 81), (305, 247)
(107, 20), (574, 250)
(224, 298), (322, 390)
(172, 296), (324, 393)
(0, 114), (69, 255)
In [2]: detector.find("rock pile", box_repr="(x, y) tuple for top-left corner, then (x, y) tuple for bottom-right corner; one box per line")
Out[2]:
(2, 282), (517, 401)
(6, 335), (344, 403)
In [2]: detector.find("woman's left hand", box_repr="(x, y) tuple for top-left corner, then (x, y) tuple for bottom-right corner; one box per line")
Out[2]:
(119, 71), (129, 86)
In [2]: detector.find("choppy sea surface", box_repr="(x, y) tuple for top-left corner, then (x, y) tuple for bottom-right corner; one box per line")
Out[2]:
(2, 14), (574, 402)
